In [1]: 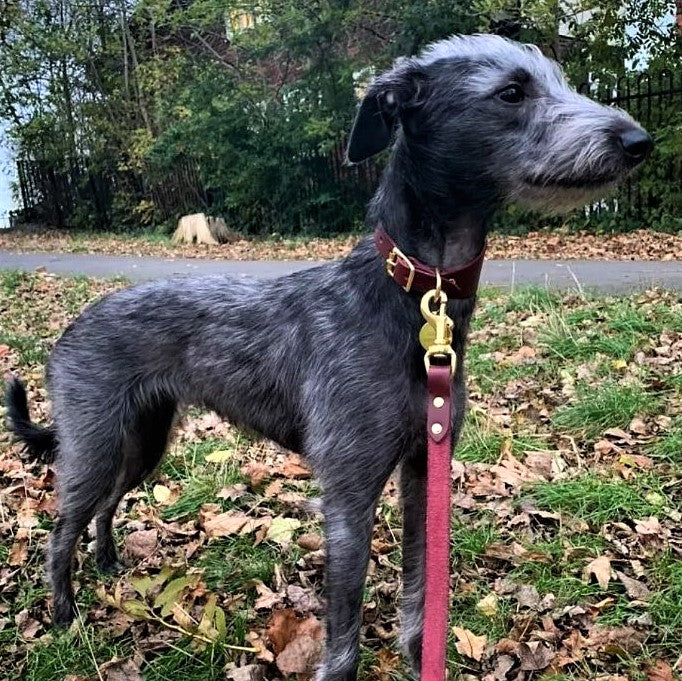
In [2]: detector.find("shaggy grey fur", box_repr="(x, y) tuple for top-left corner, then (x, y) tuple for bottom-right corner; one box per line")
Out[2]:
(6, 34), (650, 680)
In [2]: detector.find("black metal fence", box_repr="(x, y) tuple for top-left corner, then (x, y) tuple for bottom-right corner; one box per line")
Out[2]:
(14, 69), (682, 234)
(575, 70), (682, 230)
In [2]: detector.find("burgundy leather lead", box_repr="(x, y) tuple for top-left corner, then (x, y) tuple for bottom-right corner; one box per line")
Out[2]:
(421, 363), (453, 681)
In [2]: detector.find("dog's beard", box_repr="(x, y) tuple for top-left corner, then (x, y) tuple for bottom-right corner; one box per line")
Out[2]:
(514, 179), (620, 214)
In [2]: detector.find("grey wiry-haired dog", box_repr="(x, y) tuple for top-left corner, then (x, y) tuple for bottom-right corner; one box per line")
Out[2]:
(6, 35), (650, 680)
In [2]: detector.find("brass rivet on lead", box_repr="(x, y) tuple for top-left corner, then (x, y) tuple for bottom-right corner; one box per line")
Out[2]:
(433, 396), (445, 408)
(431, 423), (443, 435)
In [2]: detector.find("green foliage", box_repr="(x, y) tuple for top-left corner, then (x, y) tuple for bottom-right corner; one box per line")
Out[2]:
(2, 0), (681, 234)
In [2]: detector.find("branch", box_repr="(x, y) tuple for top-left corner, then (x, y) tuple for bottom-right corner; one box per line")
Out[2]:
(189, 31), (242, 78)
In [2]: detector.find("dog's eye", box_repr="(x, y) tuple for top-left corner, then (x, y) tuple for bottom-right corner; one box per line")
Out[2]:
(498, 85), (525, 104)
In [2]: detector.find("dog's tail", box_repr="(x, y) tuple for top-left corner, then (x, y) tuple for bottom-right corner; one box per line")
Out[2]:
(5, 377), (58, 463)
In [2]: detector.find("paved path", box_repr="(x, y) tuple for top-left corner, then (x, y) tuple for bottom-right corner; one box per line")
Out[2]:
(0, 250), (680, 293)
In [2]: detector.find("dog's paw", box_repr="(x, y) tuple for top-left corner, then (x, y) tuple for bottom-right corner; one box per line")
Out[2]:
(96, 557), (125, 575)
(52, 598), (77, 628)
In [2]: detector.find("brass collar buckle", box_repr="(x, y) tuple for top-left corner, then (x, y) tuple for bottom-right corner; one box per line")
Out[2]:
(385, 245), (416, 293)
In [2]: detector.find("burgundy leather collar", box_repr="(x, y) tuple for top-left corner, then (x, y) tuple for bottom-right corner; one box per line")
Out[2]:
(374, 227), (486, 298)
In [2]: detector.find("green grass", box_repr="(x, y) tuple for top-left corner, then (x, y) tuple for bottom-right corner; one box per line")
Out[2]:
(540, 313), (639, 362)
(160, 438), (245, 481)
(503, 285), (563, 313)
(647, 419), (682, 461)
(449, 586), (513, 645)
(0, 269), (26, 295)
(20, 627), (132, 681)
(506, 535), (607, 602)
(650, 555), (682, 647)
(198, 535), (285, 593)
(143, 644), (228, 681)
(161, 477), (221, 520)
(0, 331), (49, 365)
(451, 520), (498, 562)
(523, 475), (659, 525)
(552, 382), (659, 438)
(456, 421), (546, 464)
(157, 439), (246, 520)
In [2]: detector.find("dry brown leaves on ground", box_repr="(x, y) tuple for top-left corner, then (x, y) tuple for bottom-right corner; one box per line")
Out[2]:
(1, 227), (681, 261)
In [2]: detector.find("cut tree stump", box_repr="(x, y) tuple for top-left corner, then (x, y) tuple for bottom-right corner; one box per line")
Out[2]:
(172, 213), (236, 245)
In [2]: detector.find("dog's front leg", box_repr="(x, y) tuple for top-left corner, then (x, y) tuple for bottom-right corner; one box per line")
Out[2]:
(399, 453), (427, 673)
(316, 462), (397, 681)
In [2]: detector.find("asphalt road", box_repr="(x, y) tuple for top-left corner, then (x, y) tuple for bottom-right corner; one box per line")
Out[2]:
(0, 250), (680, 293)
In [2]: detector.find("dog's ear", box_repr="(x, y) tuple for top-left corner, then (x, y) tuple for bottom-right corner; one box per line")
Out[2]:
(346, 65), (427, 164)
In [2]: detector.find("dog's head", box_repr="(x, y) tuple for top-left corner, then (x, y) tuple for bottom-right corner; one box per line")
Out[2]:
(348, 34), (652, 213)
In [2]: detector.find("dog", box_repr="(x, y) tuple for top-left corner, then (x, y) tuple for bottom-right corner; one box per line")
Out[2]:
(6, 34), (651, 680)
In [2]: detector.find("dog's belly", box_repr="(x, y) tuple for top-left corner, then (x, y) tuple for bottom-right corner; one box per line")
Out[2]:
(201, 393), (304, 455)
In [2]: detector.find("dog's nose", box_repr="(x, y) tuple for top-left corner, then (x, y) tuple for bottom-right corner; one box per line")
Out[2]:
(619, 129), (653, 164)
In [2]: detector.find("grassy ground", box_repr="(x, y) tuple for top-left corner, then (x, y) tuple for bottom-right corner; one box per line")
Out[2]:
(0, 272), (681, 681)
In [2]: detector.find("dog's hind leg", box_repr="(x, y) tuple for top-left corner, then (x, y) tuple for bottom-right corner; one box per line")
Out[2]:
(399, 453), (427, 672)
(48, 430), (121, 626)
(95, 398), (176, 573)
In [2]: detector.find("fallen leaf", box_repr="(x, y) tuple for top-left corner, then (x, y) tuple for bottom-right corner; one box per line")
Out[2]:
(202, 512), (250, 538)
(453, 626), (487, 661)
(276, 632), (323, 675)
(267, 609), (301, 655)
(242, 462), (271, 488)
(510, 345), (537, 364)
(152, 484), (171, 504)
(646, 660), (675, 681)
(282, 455), (311, 479)
(246, 630), (275, 663)
(99, 657), (143, 681)
(266, 517), (301, 545)
(584, 626), (645, 655)
(603, 427), (632, 441)
(286, 585), (323, 614)
(153, 573), (202, 617)
(124, 529), (158, 560)
(254, 583), (284, 610)
(170, 602), (194, 631)
(297, 533), (323, 551)
(615, 571), (652, 602)
(15, 610), (41, 639)
(619, 453), (653, 469)
(226, 665), (266, 681)
(8, 529), (29, 566)
(584, 555), (612, 590)
(217, 483), (248, 500)
(120, 599), (151, 620)
(267, 610), (323, 675)
(370, 649), (401, 681)
(517, 641), (555, 671)
(515, 584), (541, 609)
(263, 479), (284, 498)
(635, 516), (663, 536)
(205, 449), (232, 463)
(476, 593), (499, 618)
(492, 654), (515, 680)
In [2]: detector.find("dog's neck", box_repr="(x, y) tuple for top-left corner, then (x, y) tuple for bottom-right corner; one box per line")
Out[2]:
(367, 142), (493, 269)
